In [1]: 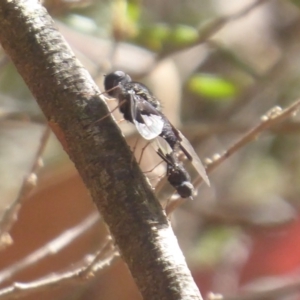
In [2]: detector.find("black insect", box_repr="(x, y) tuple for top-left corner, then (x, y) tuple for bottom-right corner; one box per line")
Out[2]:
(157, 148), (194, 199)
(104, 71), (210, 186)
(104, 71), (163, 140)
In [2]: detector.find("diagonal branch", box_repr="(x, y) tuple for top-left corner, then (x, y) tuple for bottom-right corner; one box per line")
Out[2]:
(0, 212), (100, 284)
(0, 245), (119, 300)
(204, 101), (300, 177)
(0, 1), (203, 299)
(159, 0), (272, 59)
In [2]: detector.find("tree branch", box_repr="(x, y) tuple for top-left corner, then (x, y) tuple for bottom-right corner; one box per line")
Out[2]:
(0, 212), (100, 284)
(0, 246), (119, 300)
(158, 0), (272, 59)
(0, 1), (203, 299)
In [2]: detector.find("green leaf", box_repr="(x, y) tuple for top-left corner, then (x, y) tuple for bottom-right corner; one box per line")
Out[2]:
(149, 23), (170, 40)
(168, 24), (198, 46)
(127, 1), (141, 22)
(188, 73), (238, 100)
(135, 23), (170, 51)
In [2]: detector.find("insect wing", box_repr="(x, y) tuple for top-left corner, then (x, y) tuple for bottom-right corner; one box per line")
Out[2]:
(156, 147), (169, 163)
(154, 136), (173, 156)
(130, 93), (164, 140)
(179, 132), (210, 186)
(136, 114), (164, 140)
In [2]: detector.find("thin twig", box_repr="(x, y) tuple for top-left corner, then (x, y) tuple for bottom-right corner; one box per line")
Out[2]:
(182, 120), (300, 143)
(0, 212), (100, 284)
(80, 236), (115, 278)
(166, 99), (300, 215)
(204, 101), (300, 177)
(0, 126), (51, 238)
(158, 0), (272, 59)
(207, 40), (261, 80)
(212, 276), (300, 300)
(134, 0), (273, 80)
(0, 248), (119, 300)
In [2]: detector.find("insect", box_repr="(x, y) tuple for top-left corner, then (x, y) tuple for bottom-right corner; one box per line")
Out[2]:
(157, 148), (194, 199)
(104, 71), (163, 140)
(104, 71), (210, 186)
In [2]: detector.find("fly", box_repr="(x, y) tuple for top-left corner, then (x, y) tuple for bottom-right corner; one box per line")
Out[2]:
(157, 148), (194, 199)
(104, 71), (163, 140)
(104, 71), (210, 186)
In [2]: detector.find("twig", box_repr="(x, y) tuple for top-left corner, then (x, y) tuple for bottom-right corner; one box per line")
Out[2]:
(207, 40), (261, 80)
(204, 101), (300, 177)
(0, 126), (51, 238)
(166, 99), (300, 215)
(158, 0), (272, 59)
(214, 276), (300, 300)
(215, 57), (287, 122)
(0, 212), (100, 284)
(182, 121), (300, 143)
(0, 247), (119, 300)
(80, 236), (115, 278)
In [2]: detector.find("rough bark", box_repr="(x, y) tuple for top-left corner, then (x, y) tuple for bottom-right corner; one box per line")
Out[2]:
(0, 1), (203, 299)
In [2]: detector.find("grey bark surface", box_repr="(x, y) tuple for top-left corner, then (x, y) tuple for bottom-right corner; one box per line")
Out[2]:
(0, 1), (203, 299)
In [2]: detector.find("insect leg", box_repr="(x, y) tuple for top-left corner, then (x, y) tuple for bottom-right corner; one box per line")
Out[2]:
(143, 160), (164, 174)
(131, 137), (140, 166)
(138, 141), (152, 165)
(94, 99), (126, 124)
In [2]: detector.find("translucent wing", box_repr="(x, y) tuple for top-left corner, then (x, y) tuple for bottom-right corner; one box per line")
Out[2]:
(130, 93), (164, 140)
(134, 114), (164, 140)
(154, 136), (173, 155)
(179, 131), (210, 186)
(156, 147), (170, 164)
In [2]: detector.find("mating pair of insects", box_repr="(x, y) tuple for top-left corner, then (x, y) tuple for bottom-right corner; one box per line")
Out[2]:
(103, 71), (210, 199)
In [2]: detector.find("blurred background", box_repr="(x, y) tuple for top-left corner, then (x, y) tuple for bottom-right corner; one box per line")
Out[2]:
(1, 0), (300, 299)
